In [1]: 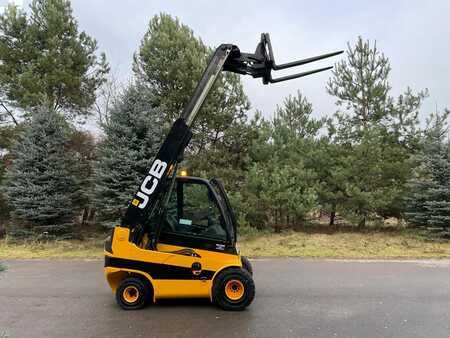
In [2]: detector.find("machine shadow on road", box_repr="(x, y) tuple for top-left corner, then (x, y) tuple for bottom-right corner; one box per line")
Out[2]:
(153, 298), (215, 308)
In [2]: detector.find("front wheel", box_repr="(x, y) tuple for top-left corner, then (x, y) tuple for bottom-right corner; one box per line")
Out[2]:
(116, 277), (150, 310)
(212, 267), (255, 311)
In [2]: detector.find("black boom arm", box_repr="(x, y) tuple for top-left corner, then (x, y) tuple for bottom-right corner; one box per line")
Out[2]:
(121, 34), (343, 245)
(122, 45), (232, 245)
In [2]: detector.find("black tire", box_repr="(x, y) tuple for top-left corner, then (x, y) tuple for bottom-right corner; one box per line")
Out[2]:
(241, 256), (253, 276)
(212, 267), (255, 311)
(136, 275), (154, 306)
(116, 277), (150, 310)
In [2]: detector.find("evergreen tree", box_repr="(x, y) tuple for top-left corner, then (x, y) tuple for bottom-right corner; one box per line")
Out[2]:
(133, 13), (208, 121)
(271, 92), (324, 166)
(5, 108), (81, 235)
(272, 93), (322, 142)
(93, 84), (163, 224)
(406, 110), (450, 230)
(133, 13), (249, 127)
(0, 124), (22, 223)
(245, 159), (317, 231)
(0, 0), (108, 122)
(243, 93), (321, 230)
(66, 130), (97, 226)
(389, 87), (428, 151)
(314, 134), (348, 226)
(0, 157), (9, 224)
(424, 142), (450, 228)
(327, 37), (392, 137)
(326, 37), (426, 226)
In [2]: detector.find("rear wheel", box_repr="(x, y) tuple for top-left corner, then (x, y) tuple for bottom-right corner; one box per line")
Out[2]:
(213, 267), (255, 311)
(116, 277), (150, 310)
(241, 256), (253, 276)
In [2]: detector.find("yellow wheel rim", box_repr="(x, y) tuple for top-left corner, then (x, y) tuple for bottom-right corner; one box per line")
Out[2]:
(225, 279), (245, 301)
(123, 285), (139, 303)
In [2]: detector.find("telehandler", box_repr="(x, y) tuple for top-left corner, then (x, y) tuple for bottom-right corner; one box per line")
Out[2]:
(104, 33), (342, 311)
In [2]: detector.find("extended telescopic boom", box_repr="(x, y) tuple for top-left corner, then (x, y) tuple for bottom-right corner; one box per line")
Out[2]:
(121, 34), (343, 245)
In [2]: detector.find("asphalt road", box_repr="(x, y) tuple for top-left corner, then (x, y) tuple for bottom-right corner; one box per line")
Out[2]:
(1, 259), (450, 338)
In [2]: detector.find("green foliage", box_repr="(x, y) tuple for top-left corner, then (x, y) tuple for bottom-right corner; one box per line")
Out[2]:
(0, 0), (108, 232)
(327, 37), (392, 135)
(245, 161), (317, 231)
(0, 11), (443, 238)
(325, 37), (426, 226)
(390, 87), (428, 151)
(5, 108), (81, 235)
(0, 110), (25, 225)
(0, 0), (108, 120)
(134, 13), (249, 124)
(272, 93), (322, 140)
(133, 13), (252, 190)
(340, 127), (411, 222)
(66, 129), (97, 225)
(0, 124), (23, 150)
(243, 93), (321, 230)
(187, 112), (258, 191)
(133, 13), (208, 121)
(313, 137), (348, 226)
(327, 37), (426, 144)
(406, 111), (450, 229)
(93, 84), (163, 224)
(0, 157), (10, 222)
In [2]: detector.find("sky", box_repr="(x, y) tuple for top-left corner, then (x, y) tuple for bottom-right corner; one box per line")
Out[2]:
(0, 0), (22, 14)
(7, 0), (450, 123)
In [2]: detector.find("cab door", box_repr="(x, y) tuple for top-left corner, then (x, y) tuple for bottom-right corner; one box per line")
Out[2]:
(154, 177), (235, 298)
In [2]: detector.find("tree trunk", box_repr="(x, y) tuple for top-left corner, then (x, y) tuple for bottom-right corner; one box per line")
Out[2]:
(81, 208), (88, 226)
(358, 216), (366, 228)
(329, 210), (336, 227)
(87, 208), (96, 225)
(274, 209), (281, 233)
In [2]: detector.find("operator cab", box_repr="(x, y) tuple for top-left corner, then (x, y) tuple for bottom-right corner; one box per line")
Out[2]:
(153, 176), (237, 254)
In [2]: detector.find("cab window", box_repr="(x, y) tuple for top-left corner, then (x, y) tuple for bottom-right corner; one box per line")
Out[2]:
(162, 181), (228, 242)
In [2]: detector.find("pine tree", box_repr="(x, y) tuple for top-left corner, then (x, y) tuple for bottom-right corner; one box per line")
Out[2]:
(133, 13), (249, 126)
(406, 110), (450, 230)
(0, 157), (9, 224)
(272, 92), (322, 144)
(5, 107), (80, 236)
(133, 13), (208, 122)
(0, 0), (108, 122)
(245, 159), (317, 231)
(0, 124), (24, 226)
(66, 130), (97, 226)
(93, 84), (163, 225)
(314, 134), (349, 227)
(327, 37), (392, 137)
(326, 37), (426, 226)
(243, 93), (321, 230)
(424, 141), (450, 228)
